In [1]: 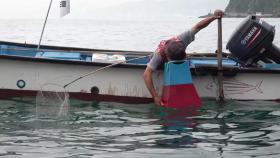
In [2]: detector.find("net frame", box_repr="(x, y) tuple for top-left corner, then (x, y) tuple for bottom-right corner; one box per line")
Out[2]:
(36, 83), (70, 119)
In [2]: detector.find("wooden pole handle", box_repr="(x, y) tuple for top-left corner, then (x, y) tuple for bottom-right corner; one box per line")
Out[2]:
(217, 18), (224, 101)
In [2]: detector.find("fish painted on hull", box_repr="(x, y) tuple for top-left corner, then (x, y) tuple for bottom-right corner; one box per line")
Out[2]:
(206, 78), (263, 95)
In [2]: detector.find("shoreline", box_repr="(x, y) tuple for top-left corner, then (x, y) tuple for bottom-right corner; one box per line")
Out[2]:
(199, 14), (280, 18)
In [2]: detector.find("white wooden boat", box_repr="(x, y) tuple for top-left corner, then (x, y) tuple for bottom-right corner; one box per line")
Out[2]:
(1, 41), (280, 104)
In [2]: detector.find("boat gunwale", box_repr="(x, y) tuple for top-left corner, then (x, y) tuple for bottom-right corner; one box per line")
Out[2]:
(2, 53), (280, 74)
(1, 41), (280, 74)
(0, 40), (153, 56)
(0, 54), (147, 69)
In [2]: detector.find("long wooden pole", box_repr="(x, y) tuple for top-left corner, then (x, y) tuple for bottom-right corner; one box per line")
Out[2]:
(63, 55), (151, 88)
(37, 0), (53, 51)
(217, 18), (224, 101)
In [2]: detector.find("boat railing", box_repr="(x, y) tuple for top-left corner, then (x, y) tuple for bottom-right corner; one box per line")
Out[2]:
(1, 45), (233, 58)
(0, 44), (152, 65)
(0, 46), (152, 56)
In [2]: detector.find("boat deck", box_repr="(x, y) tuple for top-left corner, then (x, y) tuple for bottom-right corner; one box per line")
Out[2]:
(1, 41), (280, 72)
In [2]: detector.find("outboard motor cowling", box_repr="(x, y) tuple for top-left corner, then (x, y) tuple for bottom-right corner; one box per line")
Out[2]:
(227, 15), (280, 66)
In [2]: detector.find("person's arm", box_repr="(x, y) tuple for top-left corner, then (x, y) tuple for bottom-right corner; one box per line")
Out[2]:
(192, 9), (224, 34)
(143, 67), (163, 106)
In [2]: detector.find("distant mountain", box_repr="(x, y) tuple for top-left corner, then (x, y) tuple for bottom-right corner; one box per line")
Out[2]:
(225, 0), (280, 16)
(75, 0), (229, 20)
(115, 0), (228, 17)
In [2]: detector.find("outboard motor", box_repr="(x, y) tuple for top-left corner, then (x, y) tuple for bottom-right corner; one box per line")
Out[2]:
(227, 15), (280, 66)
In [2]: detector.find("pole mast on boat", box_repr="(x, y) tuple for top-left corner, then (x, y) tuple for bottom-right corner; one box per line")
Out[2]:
(217, 18), (224, 102)
(37, 0), (53, 51)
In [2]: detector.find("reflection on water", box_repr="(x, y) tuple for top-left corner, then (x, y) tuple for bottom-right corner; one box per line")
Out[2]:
(1, 98), (280, 158)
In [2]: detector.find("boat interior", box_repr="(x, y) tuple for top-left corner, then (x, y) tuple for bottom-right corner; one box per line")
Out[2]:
(0, 41), (238, 68)
(0, 41), (280, 71)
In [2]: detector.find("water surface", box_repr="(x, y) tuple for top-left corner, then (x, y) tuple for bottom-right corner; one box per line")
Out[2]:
(0, 18), (279, 53)
(1, 18), (280, 158)
(1, 98), (280, 158)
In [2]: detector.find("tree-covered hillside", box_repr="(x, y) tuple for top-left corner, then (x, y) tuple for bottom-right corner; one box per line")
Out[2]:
(225, 0), (280, 16)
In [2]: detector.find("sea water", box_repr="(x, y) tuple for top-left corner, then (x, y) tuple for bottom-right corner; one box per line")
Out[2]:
(0, 18), (279, 52)
(1, 98), (280, 158)
(1, 18), (280, 158)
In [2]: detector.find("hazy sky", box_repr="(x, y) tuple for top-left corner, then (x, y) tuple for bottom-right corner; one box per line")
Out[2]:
(0, 0), (229, 20)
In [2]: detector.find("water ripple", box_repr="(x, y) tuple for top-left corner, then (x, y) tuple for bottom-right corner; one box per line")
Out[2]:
(1, 98), (280, 157)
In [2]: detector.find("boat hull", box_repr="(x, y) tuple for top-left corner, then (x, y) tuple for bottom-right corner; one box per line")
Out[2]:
(1, 57), (280, 103)
(1, 41), (280, 103)
(0, 58), (154, 103)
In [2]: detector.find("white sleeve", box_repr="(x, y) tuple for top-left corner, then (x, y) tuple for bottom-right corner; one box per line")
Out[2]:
(147, 52), (162, 71)
(177, 29), (196, 47)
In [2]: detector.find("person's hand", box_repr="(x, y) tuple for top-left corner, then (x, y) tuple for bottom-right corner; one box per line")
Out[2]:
(153, 96), (164, 106)
(214, 9), (224, 19)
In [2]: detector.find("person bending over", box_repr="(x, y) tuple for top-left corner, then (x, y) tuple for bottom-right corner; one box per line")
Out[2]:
(143, 9), (224, 106)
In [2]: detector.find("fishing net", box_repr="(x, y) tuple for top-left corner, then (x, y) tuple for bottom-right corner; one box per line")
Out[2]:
(36, 83), (70, 119)
(35, 55), (151, 119)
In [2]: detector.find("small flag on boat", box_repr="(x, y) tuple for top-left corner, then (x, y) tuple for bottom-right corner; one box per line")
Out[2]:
(60, 0), (70, 18)
(161, 60), (202, 109)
